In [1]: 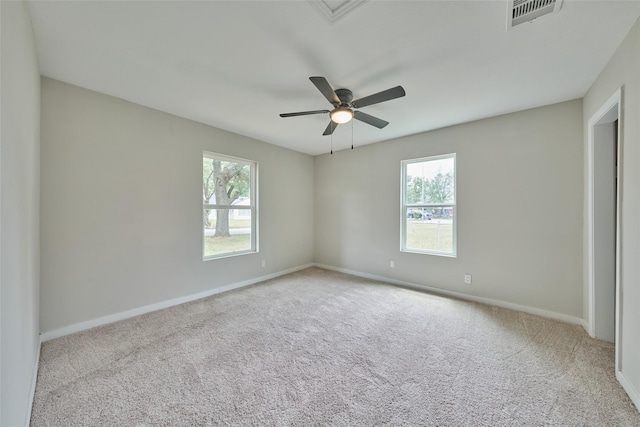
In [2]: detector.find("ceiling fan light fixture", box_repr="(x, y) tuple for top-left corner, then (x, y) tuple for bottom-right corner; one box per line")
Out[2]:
(330, 106), (353, 124)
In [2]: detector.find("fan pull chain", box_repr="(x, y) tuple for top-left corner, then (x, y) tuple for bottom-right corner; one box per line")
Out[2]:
(330, 129), (333, 155)
(351, 119), (354, 150)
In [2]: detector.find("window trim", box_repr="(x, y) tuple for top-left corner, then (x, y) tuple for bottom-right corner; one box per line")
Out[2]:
(203, 151), (258, 261)
(400, 153), (457, 257)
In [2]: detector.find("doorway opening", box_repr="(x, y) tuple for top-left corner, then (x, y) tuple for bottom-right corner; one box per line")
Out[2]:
(587, 88), (621, 368)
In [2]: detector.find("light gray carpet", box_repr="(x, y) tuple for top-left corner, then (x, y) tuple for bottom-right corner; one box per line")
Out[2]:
(31, 267), (640, 426)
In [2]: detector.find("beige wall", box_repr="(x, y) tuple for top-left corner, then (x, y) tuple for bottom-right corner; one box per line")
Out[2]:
(0, 1), (41, 425)
(584, 17), (640, 406)
(315, 100), (584, 319)
(40, 78), (315, 333)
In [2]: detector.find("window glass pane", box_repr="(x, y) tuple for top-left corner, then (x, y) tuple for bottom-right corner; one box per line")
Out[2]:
(405, 157), (455, 204)
(203, 157), (251, 205)
(405, 207), (454, 253)
(204, 209), (252, 257)
(203, 152), (256, 260)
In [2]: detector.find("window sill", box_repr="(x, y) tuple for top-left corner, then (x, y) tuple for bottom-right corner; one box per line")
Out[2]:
(401, 248), (457, 258)
(203, 249), (257, 261)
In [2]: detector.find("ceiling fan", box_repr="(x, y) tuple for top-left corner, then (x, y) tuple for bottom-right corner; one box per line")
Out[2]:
(280, 76), (406, 136)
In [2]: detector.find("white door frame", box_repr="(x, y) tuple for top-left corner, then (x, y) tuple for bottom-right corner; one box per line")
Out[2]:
(586, 87), (622, 370)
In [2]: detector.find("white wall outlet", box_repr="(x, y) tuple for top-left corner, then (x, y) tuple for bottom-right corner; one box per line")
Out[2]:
(464, 274), (472, 285)
(261, 260), (266, 268)
(390, 260), (395, 268)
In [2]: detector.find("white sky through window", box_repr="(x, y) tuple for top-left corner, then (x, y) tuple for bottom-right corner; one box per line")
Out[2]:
(406, 157), (454, 180)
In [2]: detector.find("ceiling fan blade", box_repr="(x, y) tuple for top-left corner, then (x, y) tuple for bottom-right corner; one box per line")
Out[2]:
(310, 76), (340, 105)
(353, 110), (389, 129)
(323, 121), (338, 135)
(280, 110), (329, 118)
(352, 86), (406, 109)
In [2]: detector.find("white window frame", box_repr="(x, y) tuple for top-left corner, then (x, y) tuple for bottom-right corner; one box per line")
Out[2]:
(401, 153), (457, 257)
(203, 151), (258, 260)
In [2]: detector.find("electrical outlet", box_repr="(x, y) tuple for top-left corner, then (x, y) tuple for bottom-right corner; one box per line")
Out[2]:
(390, 260), (395, 268)
(261, 260), (266, 268)
(464, 274), (472, 285)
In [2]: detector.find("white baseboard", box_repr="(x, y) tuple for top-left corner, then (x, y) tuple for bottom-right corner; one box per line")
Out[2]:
(40, 263), (315, 342)
(25, 338), (41, 427)
(618, 370), (640, 412)
(580, 319), (591, 334)
(314, 263), (585, 326)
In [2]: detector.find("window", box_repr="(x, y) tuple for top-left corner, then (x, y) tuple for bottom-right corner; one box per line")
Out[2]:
(401, 153), (456, 256)
(203, 152), (257, 260)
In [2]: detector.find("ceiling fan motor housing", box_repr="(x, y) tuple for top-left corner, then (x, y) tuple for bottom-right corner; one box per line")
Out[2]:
(331, 88), (355, 124)
(335, 88), (353, 105)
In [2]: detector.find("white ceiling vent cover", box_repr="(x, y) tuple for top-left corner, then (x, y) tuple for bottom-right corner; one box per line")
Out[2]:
(508, 0), (563, 29)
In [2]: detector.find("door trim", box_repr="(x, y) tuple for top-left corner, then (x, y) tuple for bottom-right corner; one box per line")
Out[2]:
(586, 86), (622, 371)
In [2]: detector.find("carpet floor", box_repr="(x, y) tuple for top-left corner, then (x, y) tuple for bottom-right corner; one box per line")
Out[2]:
(31, 267), (640, 426)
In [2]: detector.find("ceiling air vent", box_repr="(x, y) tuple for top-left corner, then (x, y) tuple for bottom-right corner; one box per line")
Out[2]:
(308, 0), (368, 24)
(508, 0), (563, 29)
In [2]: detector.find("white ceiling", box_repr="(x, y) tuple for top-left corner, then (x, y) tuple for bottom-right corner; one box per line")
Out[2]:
(28, 0), (640, 155)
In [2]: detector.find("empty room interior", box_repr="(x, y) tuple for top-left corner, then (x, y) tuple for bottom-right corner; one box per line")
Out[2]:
(2, 0), (640, 425)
